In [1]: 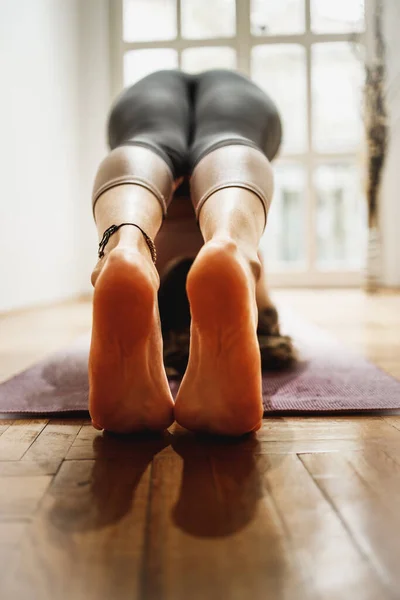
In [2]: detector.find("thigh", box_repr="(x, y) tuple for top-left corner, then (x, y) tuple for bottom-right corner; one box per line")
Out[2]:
(189, 69), (282, 170)
(107, 70), (192, 178)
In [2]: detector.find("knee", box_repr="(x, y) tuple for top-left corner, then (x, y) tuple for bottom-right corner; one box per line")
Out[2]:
(190, 145), (274, 231)
(91, 145), (175, 221)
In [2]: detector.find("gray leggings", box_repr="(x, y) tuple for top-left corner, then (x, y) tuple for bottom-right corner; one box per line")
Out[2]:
(107, 69), (282, 180)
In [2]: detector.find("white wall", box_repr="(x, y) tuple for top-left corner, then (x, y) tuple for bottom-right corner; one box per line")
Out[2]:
(380, 0), (400, 287)
(0, 0), (110, 313)
(76, 0), (111, 295)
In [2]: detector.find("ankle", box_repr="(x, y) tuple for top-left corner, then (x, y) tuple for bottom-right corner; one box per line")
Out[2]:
(206, 236), (261, 282)
(98, 225), (154, 260)
(92, 227), (158, 288)
(206, 235), (239, 252)
(92, 245), (160, 288)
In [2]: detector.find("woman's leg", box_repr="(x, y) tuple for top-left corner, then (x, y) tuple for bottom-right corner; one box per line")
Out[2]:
(174, 70), (282, 436)
(89, 71), (191, 433)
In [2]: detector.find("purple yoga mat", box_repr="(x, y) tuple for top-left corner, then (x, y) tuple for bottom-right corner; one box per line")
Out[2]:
(1, 311), (400, 414)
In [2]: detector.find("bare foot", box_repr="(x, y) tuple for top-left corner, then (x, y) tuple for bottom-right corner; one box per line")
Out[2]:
(174, 239), (264, 436)
(89, 248), (174, 433)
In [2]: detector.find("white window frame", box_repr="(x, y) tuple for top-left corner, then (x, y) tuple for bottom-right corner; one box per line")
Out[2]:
(109, 0), (366, 287)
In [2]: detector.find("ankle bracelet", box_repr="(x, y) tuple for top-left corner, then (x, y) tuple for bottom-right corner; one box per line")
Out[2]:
(98, 223), (157, 264)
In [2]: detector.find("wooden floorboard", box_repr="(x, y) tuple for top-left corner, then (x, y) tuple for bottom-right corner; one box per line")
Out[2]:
(300, 452), (400, 591)
(264, 454), (388, 599)
(21, 420), (83, 463)
(0, 290), (400, 599)
(0, 420), (49, 461)
(144, 444), (310, 600)
(1, 458), (152, 600)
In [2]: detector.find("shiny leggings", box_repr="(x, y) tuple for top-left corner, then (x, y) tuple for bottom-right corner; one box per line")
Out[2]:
(107, 69), (282, 180)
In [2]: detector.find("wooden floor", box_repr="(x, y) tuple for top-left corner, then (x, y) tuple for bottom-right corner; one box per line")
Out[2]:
(0, 289), (400, 600)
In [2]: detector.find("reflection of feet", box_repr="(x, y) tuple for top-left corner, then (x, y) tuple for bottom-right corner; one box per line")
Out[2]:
(174, 239), (264, 436)
(170, 431), (261, 537)
(89, 248), (174, 433)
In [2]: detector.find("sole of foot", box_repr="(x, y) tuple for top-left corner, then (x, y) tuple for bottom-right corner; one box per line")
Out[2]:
(174, 239), (264, 436)
(89, 248), (174, 434)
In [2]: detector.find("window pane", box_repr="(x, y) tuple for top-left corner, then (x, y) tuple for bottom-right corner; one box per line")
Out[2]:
(251, 45), (307, 154)
(123, 0), (177, 42)
(311, 0), (364, 33)
(181, 47), (236, 73)
(312, 43), (364, 153)
(181, 0), (236, 39)
(124, 49), (178, 86)
(260, 164), (306, 269)
(315, 164), (366, 269)
(251, 0), (305, 35)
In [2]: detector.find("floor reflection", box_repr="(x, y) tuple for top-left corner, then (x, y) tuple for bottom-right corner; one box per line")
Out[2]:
(49, 431), (172, 532)
(170, 431), (264, 537)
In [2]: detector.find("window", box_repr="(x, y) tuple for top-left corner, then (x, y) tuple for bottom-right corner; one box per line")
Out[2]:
(111, 0), (366, 286)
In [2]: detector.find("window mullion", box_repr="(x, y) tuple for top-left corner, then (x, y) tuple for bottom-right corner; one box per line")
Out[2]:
(236, 0), (251, 76)
(109, 0), (124, 100)
(251, 32), (363, 44)
(305, 0), (316, 273)
(176, 0), (182, 68)
(122, 39), (237, 51)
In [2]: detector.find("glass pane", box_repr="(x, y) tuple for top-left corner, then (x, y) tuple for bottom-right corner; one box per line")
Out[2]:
(312, 43), (364, 153)
(181, 0), (236, 39)
(251, 45), (307, 154)
(124, 49), (178, 86)
(123, 0), (177, 42)
(315, 164), (366, 269)
(251, 0), (305, 35)
(311, 0), (364, 33)
(181, 47), (236, 73)
(260, 164), (306, 269)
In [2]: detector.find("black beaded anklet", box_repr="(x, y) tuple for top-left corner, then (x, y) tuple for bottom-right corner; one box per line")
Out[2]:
(98, 223), (157, 264)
